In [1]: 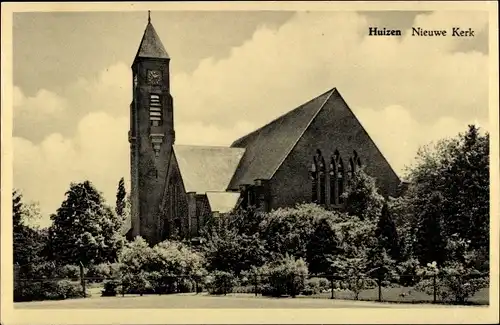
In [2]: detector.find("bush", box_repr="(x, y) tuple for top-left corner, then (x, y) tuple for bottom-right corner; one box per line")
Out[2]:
(117, 237), (207, 295)
(30, 261), (58, 278)
(14, 279), (86, 302)
(178, 278), (195, 293)
(206, 271), (236, 295)
(258, 255), (308, 297)
(121, 270), (154, 295)
(87, 263), (119, 281)
(260, 283), (275, 296)
(303, 276), (330, 295)
(397, 258), (421, 286)
(101, 280), (119, 297)
(415, 262), (489, 304)
(304, 278), (321, 295)
(302, 288), (315, 296)
(57, 264), (81, 280)
(233, 285), (256, 294)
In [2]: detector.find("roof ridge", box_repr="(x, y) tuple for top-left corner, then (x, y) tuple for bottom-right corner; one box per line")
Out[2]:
(268, 88), (336, 180)
(231, 87), (337, 147)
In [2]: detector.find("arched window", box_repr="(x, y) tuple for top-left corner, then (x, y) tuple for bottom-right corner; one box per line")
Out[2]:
(348, 158), (355, 181)
(329, 158), (337, 205)
(310, 158), (318, 203)
(318, 156), (326, 204)
(330, 150), (345, 205)
(353, 150), (362, 169)
(337, 154), (345, 204)
(310, 149), (326, 204)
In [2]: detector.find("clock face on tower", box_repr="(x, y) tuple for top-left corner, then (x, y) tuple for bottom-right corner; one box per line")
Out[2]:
(147, 70), (162, 85)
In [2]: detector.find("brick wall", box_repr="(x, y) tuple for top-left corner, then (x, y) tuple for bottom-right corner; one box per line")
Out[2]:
(130, 58), (174, 244)
(160, 153), (189, 241)
(196, 195), (212, 235)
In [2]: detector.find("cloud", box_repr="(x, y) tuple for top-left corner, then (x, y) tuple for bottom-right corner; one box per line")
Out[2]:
(13, 111), (257, 227)
(13, 11), (489, 227)
(13, 112), (129, 227)
(170, 11), (488, 130)
(14, 87), (67, 115)
(355, 105), (488, 178)
(14, 63), (132, 143)
(13, 87), (70, 141)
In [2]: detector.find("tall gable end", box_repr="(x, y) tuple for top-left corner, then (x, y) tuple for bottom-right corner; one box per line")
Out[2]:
(269, 89), (401, 208)
(228, 88), (335, 189)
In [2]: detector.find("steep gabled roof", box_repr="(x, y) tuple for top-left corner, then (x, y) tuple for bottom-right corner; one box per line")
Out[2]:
(206, 192), (241, 214)
(227, 88), (335, 190)
(134, 21), (169, 62)
(173, 145), (245, 194)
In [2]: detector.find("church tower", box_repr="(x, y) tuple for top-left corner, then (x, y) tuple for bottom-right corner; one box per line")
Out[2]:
(129, 12), (174, 244)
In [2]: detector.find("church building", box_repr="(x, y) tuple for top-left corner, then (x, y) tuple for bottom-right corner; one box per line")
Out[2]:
(127, 15), (402, 244)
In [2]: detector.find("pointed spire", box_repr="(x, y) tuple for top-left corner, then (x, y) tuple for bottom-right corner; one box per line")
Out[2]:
(133, 11), (169, 63)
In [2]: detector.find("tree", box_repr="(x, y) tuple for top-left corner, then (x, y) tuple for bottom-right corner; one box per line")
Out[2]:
(306, 217), (341, 275)
(115, 177), (127, 221)
(260, 204), (326, 260)
(331, 217), (377, 259)
(117, 237), (155, 294)
(443, 125), (489, 251)
(203, 228), (267, 275)
(404, 125), (489, 267)
(13, 190), (48, 276)
(117, 237), (206, 294)
(328, 254), (372, 300)
(50, 181), (124, 266)
(387, 196), (415, 261)
(414, 192), (446, 266)
(375, 202), (400, 261)
(365, 241), (398, 286)
(342, 169), (384, 221)
(227, 206), (265, 236)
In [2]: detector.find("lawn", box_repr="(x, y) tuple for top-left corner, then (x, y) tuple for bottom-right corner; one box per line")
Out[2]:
(16, 292), (487, 309)
(308, 286), (489, 305)
(15, 285), (489, 309)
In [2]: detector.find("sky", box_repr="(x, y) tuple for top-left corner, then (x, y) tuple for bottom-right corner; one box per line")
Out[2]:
(12, 10), (490, 228)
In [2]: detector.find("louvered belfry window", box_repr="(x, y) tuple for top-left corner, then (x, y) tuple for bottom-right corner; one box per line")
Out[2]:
(149, 94), (162, 126)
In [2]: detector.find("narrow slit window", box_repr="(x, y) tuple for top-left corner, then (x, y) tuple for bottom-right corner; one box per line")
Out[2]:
(149, 94), (162, 126)
(353, 150), (362, 170)
(337, 156), (345, 204)
(348, 158), (355, 181)
(319, 157), (326, 204)
(329, 159), (336, 205)
(311, 160), (318, 203)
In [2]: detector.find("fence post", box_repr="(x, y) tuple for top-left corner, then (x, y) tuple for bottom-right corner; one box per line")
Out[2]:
(254, 274), (258, 297)
(377, 273), (382, 302)
(330, 277), (334, 300)
(79, 261), (86, 298)
(433, 274), (437, 303)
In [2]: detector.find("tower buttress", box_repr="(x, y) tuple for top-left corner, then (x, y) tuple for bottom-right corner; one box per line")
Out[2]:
(129, 13), (174, 244)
